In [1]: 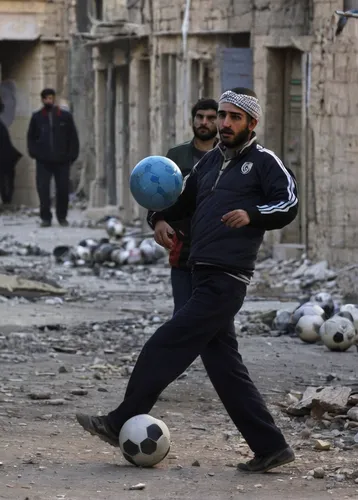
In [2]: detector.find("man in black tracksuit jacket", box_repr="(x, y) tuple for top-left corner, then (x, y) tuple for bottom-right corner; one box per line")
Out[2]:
(76, 88), (299, 474)
(27, 88), (79, 227)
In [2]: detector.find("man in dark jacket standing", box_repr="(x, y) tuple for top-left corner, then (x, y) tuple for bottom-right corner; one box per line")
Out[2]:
(27, 88), (79, 227)
(148, 98), (219, 314)
(0, 97), (22, 205)
(76, 88), (298, 474)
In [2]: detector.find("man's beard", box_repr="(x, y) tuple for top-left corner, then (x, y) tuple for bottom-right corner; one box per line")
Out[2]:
(220, 126), (251, 149)
(193, 125), (217, 141)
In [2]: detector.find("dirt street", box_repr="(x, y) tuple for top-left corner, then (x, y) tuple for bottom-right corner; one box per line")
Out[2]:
(1, 211), (358, 500)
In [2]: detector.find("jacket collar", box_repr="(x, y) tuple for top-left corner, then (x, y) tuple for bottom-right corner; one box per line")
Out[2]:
(41, 106), (62, 117)
(190, 137), (219, 151)
(218, 132), (257, 160)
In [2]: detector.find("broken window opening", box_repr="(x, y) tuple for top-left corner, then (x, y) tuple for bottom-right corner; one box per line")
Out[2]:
(93, 0), (103, 20)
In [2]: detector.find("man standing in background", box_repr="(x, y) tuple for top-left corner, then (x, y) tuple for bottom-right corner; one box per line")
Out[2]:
(27, 88), (79, 227)
(0, 95), (22, 205)
(148, 98), (219, 314)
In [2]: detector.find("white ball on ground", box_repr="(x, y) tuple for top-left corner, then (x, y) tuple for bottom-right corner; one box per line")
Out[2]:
(295, 315), (324, 343)
(119, 414), (171, 467)
(139, 238), (167, 264)
(311, 292), (334, 318)
(291, 302), (325, 326)
(122, 236), (137, 251)
(106, 217), (125, 239)
(75, 244), (91, 262)
(319, 316), (356, 352)
(339, 304), (358, 332)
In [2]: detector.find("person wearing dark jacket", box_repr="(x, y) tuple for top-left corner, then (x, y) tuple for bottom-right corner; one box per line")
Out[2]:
(76, 88), (299, 474)
(147, 98), (219, 315)
(27, 88), (79, 227)
(0, 96), (22, 204)
(0, 122), (22, 205)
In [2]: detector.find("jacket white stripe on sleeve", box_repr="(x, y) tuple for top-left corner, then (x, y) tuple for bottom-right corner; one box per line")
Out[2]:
(257, 148), (298, 214)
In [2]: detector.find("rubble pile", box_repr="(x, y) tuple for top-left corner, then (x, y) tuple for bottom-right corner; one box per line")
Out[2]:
(0, 235), (49, 257)
(284, 386), (358, 456)
(251, 257), (339, 298)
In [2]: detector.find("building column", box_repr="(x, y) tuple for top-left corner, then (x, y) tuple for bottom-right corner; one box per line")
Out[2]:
(89, 48), (107, 207)
(128, 47), (151, 222)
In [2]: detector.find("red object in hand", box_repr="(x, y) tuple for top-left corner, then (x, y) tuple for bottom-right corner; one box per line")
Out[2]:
(169, 232), (184, 267)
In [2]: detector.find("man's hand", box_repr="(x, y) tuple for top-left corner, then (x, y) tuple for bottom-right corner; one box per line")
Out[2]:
(154, 220), (175, 249)
(221, 209), (250, 228)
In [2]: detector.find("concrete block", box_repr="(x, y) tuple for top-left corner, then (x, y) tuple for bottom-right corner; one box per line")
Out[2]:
(273, 244), (306, 261)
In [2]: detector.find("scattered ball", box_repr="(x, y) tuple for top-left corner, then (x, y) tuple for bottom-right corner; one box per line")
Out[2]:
(319, 316), (356, 352)
(106, 217), (125, 239)
(311, 292), (334, 318)
(340, 304), (358, 332)
(295, 314), (324, 343)
(291, 302), (325, 326)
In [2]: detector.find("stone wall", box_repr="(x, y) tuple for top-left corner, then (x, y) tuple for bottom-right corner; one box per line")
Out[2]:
(306, 0), (358, 265)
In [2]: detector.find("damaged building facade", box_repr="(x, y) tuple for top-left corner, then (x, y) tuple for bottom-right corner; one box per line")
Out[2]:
(0, 0), (70, 206)
(72, 0), (358, 267)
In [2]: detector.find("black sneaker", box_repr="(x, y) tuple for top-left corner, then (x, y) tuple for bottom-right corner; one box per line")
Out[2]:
(237, 446), (295, 473)
(40, 220), (51, 228)
(58, 219), (69, 227)
(76, 413), (119, 447)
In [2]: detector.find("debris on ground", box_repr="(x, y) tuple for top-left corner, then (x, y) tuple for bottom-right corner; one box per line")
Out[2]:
(286, 386), (352, 416)
(0, 235), (49, 257)
(128, 483), (146, 491)
(251, 258), (338, 296)
(0, 273), (66, 298)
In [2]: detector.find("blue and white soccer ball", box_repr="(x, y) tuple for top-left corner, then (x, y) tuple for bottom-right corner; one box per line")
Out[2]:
(129, 156), (183, 211)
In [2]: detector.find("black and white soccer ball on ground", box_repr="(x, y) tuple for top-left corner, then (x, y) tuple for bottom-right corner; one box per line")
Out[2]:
(106, 217), (126, 239)
(291, 302), (325, 326)
(339, 304), (358, 332)
(319, 315), (356, 352)
(119, 414), (171, 467)
(311, 292), (334, 318)
(295, 314), (324, 343)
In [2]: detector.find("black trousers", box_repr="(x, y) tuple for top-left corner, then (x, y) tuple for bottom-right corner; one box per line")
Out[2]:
(170, 267), (193, 315)
(0, 167), (15, 204)
(36, 162), (70, 222)
(108, 267), (287, 456)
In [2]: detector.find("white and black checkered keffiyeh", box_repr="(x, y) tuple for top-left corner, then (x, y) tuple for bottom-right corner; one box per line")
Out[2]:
(219, 90), (262, 121)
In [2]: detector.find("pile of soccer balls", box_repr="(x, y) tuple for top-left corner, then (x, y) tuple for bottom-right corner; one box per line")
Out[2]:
(53, 217), (167, 268)
(279, 292), (357, 352)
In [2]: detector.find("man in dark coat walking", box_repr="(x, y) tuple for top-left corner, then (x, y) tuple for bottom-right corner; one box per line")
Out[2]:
(27, 88), (79, 227)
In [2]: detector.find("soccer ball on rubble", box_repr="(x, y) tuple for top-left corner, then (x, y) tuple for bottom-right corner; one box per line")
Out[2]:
(311, 292), (334, 318)
(319, 316), (356, 352)
(339, 304), (358, 332)
(129, 156), (183, 211)
(291, 302), (325, 326)
(295, 314), (324, 343)
(106, 217), (125, 239)
(119, 414), (171, 467)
